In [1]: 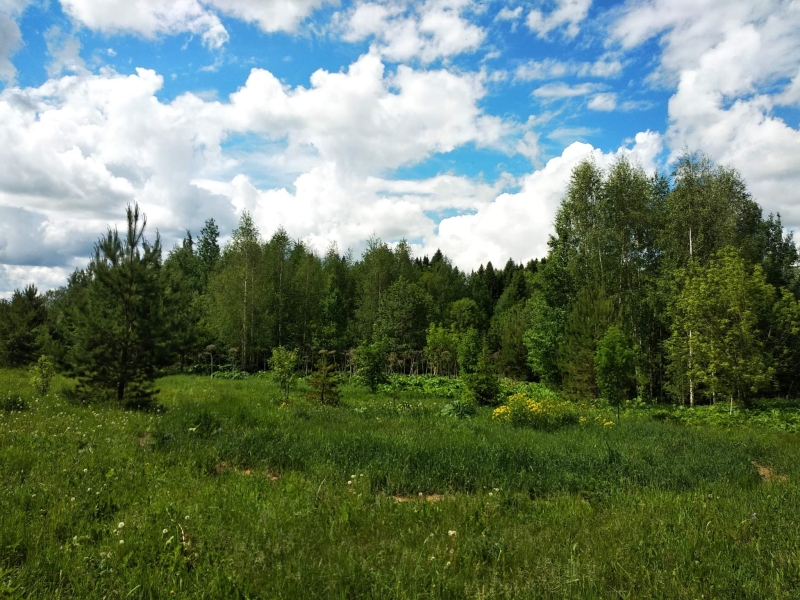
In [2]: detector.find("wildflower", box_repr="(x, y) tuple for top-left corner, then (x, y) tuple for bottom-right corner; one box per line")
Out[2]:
(184, 515), (190, 520)
(448, 530), (456, 537)
(488, 492), (493, 497)
(603, 420), (615, 427)
(163, 529), (168, 534)
(83, 468), (88, 473)
(752, 512), (757, 521)
(347, 481), (352, 485)
(117, 522), (124, 529)
(70, 497), (75, 502)
(119, 539), (124, 545)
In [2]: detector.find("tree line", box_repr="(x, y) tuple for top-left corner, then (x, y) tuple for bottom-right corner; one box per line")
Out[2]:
(1, 151), (799, 407)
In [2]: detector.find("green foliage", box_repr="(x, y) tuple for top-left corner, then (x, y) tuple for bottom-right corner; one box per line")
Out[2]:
(523, 293), (565, 386)
(558, 286), (616, 400)
(2, 392), (26, 412)
(29, 355), (55, 396)
(463, 348), (500, 406)
(448, 297), (483, 332)
(595, 326), (635, 416)
(423, 323), (458, 376)
(456, 327), (481, 375)
(378, 373), (465, 398)
(352, 341), (387, 393)
(494, 391), (578, 431)
(666, 248), (775, 407)
(373, 277), (432, 360)
(0, 284), (46, 367)
(306, 350), (340, 406)
(268, 346), (297, 401)
(439, 395), (477, 419)
(67, 203), (164, 407)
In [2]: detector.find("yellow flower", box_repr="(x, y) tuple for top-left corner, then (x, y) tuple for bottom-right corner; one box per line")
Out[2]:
(603, 420), (615, 427)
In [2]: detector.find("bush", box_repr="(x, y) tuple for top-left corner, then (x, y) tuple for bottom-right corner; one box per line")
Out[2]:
(440, 396), (477, 419)
(2, 394), (26, 412)
(29, 355), (54, 396)
(353, 342), (387, 393)
(463, 351), (501, 406)
(493, 392), (578, 431)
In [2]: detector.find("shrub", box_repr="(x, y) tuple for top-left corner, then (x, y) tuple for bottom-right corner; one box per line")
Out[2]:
(353, 342), (387, 393)
(307, 349), (340, 406)
(440, 396), (477, 419)
(463, 350), (500, 406)
(29, 355), (54, 396)
(269, 346), (297, 401)
(2, 394), (26, 412)
(493, 392), (578, 431)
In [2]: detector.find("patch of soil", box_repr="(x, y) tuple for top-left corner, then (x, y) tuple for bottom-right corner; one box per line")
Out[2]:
(752, 461), (788, 483)
(214, 462), (280, 481)
(392, 494), (446, 503)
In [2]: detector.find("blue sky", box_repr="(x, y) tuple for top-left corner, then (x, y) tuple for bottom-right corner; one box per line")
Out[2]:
(0, 0), (799, 294)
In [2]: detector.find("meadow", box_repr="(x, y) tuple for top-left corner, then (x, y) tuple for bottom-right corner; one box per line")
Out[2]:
(2, 369), (800, 598)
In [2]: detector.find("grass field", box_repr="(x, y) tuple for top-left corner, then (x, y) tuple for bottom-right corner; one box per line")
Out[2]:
(2, 369), (800, 598)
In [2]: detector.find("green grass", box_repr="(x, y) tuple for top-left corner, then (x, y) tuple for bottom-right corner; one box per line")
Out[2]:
(2, 369), (800, 598)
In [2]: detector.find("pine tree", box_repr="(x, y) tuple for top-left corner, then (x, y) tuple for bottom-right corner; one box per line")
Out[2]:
(0, 284), (46, 367)
(307, 349), (340, 406)
(68, 203), (164, 407)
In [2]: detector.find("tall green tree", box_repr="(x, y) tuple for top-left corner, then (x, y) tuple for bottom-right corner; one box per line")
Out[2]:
(0, 284), (47, 367)
(595, 326), (635, 417)
(666, 248), (775, 408)
(68, 204), (165, 405)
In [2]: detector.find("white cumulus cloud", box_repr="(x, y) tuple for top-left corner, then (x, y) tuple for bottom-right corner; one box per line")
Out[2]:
(526, 0), (592, 39)
(340, 0), (486, 63)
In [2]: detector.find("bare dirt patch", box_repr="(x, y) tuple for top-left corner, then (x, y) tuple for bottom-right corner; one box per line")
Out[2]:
(752, 461), (788, 483)
(392, 494), (446, 503)
(214, 462), (280, 481)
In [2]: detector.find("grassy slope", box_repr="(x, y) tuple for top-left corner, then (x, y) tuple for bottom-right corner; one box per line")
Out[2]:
(2, 370), (800, 598)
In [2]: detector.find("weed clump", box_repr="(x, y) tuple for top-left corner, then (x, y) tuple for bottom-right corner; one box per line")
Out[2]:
(2, 393), (26, 412)
(493, 389), (578, 431)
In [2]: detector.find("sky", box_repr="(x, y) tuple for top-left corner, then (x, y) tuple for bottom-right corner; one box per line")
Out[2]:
(0, 0), (799, 295)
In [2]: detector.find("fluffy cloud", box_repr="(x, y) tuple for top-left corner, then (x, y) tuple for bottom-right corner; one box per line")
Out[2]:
(59, 0), (334, 46)
(526, 0), (592, 39)
(532, 81), (602, 99)
(610, 0), (800, 227)
(0, 53), (530, 293)
(587, 92), (616, 111)
(430, 131), (663, 268)
(340, 0), (486, 63)
(514, 56), (623, 81)
(227, 52), (511, 173)
(0, 0), (29, 83)
(194, 164), (509, 255)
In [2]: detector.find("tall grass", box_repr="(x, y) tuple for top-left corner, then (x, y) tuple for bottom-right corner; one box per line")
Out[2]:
(2, 370), (800, 598)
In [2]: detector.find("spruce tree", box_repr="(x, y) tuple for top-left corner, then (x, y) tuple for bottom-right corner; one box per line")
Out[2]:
(68, 204), (164, 407)
(307, 349), (340, 406)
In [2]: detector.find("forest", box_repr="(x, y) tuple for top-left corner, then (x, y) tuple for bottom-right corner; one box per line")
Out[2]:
(1, 151), (799, 409)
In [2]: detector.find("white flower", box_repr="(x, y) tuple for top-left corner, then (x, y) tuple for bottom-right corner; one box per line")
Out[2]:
(70, 497), (75, 502)
(184, 515), (190, 520)
(119, 539), (124, 545)
(448, 530), (457, 537)
(117, 522), (124, 529)
(347, 481), (352, 485)
(162, 528), (168, 534)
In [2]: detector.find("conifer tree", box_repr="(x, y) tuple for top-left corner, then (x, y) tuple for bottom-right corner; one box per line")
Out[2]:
(0, 284), (46, 367)
(68, 203), (164, 406)
(307, 349), (340, 406)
